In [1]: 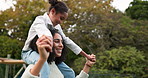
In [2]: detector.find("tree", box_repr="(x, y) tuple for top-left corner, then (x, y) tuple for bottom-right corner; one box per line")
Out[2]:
(64, 0), (114, 53)
(0, 36), (23, 59)
(0, 0), (49, 59)
(125, 0), (148, 20)
(0, 0), (48, 41)
(63, 0), (148, 76)
(0, 0), (49, 77)
(64, 0), (148, 54)
(0, 0), (148, 77)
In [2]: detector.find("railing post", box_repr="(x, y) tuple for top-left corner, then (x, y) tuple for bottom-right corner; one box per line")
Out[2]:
(5, 54), (11, 78)
(14, 64), (26, 78)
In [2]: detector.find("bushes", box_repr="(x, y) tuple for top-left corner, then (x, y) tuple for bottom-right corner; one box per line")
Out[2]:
(0, 36), (23, 59)
(74, 46), (147, 77)
(95, 46), (147, 77)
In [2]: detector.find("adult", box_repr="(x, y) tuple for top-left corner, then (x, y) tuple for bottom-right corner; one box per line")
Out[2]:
(22, 30), (96, 78)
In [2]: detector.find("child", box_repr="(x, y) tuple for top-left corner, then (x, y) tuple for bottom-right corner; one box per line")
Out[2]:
(22, 0), (94, 78)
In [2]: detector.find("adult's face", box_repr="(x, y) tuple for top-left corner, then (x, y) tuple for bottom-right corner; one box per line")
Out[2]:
(50, 8), (68, 26)
(53, 33), (63, 57)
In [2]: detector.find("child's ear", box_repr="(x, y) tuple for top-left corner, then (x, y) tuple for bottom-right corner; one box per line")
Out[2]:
(51, 8), (56, 15)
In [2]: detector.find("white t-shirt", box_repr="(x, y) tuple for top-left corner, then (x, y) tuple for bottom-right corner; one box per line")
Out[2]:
(22, 12), (82, 55)
(21, 62), (89, 78)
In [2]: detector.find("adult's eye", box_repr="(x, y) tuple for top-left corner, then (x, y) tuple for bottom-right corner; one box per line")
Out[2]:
(54, 39), (60, 43)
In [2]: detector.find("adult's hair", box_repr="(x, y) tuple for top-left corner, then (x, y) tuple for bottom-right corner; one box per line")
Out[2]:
(48, 0), (69, 14)
(29, 29), (67, 64)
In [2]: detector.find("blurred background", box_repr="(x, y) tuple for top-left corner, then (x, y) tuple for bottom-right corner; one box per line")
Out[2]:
(0, 0), (148, 78)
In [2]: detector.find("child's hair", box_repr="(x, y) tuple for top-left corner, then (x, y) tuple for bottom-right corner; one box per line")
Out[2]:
(29, 29), (67, 64)
(48, 0), (69, 14)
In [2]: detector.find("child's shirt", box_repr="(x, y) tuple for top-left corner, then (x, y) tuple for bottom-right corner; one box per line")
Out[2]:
(22, 12), (82, 55)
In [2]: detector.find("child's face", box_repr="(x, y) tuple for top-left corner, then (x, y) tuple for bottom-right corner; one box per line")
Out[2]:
(53, 33), (63, 57)
(51, 11), (68, 26)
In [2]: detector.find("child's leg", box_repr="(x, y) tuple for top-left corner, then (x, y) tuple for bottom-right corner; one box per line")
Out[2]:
(21, 50), (50, 78)
(57, 62), (75, 78)
(21, 50), (39, 64)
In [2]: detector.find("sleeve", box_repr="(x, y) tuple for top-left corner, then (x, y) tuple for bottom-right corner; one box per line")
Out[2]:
(56, 25), (82, 55)
(32, 16), (52, 38)
(76, 70), (89, 78)
(21, 65), (40, 78)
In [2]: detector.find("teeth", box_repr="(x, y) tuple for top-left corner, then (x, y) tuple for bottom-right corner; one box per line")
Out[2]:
(57, 50), (62, 51)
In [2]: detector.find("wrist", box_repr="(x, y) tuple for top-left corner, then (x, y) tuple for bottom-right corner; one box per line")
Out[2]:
(85, 63), (92, 68)
(39, 58), (46, 62)
(80, 51), (88, 57)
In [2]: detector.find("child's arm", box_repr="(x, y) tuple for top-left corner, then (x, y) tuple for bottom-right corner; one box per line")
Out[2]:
(57, 25), (95, 61)
(33, 16), (53, 38)
(33, 17), (53, 52)
(79, 51), (96, 62)
(56, 25), (86, 55)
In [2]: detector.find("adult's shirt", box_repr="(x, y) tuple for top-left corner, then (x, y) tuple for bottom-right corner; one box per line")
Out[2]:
(21, 62), (89, 78)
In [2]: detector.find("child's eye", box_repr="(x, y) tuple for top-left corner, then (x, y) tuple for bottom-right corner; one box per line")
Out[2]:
(60, 17), (65, 20)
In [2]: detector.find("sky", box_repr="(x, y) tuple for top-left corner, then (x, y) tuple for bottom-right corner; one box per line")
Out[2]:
(0, 0), (16, 11)
(111, 0), (133, 12)
(0, 0), (133, 12)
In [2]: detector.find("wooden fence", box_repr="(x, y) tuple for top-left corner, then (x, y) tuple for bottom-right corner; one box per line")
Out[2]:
(0, 54), (26, 78)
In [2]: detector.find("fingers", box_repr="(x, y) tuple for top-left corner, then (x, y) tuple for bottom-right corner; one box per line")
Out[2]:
(37, 35), (52, 43)
(85, 54), (96, 67)
(85, 60), (96, 67)
(90, 54), (96, 62)
(87, 54), (96, 62)
(36, 35), (53, 52)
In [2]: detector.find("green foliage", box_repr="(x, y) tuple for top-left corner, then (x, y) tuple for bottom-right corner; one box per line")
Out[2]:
(63, 0), (115, 53)
(0, 36), (23, 59)
(0, 64), (5, 78)
(0, 0), (148, 77)
(92, 46), (147, 77)
(125, 0), (148, 20)
(0, 35), (23, 77)
(64, 1), (148, 76)
(0, 0), (48, 41)
(73, 57), (85, 74)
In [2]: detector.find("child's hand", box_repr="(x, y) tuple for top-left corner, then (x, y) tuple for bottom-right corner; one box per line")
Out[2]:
(86, 54), (96, 62)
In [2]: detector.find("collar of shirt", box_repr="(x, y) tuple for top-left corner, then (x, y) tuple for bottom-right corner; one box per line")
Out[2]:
(44, 12), (61, 29)
(43, 12), (53, 26)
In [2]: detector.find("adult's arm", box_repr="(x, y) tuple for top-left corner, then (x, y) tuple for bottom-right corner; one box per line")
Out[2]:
(21, 65), (39, 78)
(76, 70), (89, 78)
(76, 54), (96, 78)
(22, 35), (51, 77)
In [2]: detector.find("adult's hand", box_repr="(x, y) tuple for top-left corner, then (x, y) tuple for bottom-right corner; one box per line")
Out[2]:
(85, 54), (96, 67)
